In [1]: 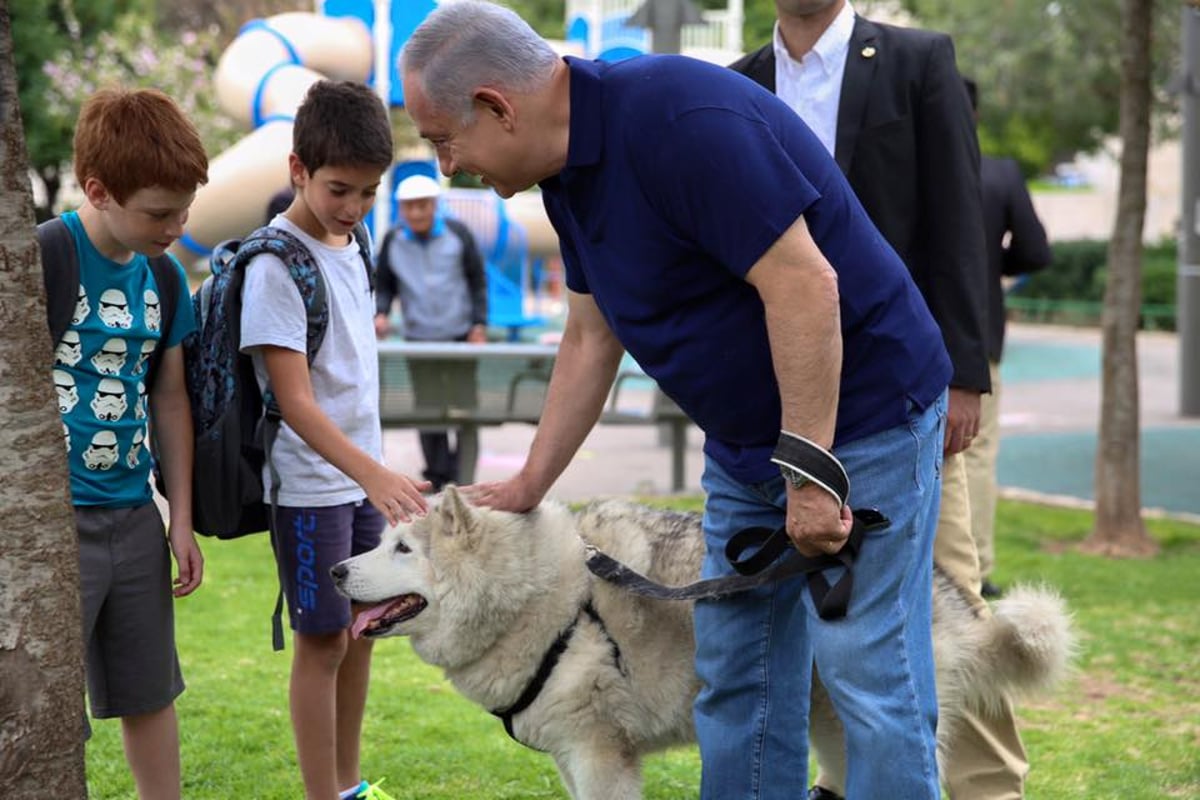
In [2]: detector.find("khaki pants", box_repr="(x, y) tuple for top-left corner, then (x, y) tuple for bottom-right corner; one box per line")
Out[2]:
(810, 452), (1029, 799)
(963, 362), (1002, 579)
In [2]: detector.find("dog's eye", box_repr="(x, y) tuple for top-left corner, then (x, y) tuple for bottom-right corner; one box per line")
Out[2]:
(394, 540), (411, 554)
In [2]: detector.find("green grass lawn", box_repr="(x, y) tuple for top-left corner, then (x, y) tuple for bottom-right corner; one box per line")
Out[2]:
(85, 499), (1200, 799)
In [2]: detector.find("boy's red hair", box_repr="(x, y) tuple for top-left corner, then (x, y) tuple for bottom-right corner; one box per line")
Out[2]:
(73, 87), (209, 203)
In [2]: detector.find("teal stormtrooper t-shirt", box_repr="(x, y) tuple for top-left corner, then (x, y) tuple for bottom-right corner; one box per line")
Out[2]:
(51, 211), (196, 507)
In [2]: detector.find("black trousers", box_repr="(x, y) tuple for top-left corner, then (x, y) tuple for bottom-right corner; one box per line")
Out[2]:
(419, 430), (460, 490)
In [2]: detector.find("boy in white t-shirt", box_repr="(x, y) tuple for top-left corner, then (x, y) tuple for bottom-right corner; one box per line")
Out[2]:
(239, 79), (429, 800)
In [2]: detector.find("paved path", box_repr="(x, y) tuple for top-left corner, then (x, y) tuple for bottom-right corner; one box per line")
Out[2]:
(382, 323), (1199, 516)
(995, 324), (1198, 518)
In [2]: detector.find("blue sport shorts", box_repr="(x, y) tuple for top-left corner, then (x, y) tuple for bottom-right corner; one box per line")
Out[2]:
(270, 501), (385, 635)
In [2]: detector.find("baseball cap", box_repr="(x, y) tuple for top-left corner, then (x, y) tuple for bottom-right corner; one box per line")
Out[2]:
(395, 174), (442, 201)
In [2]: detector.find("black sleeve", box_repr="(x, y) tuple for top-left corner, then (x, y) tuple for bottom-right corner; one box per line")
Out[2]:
(1000, 159), (1053, 276)
(449, 219), (488, 326)
(914, 33), (991, 393)
(375, 229), (398, 316)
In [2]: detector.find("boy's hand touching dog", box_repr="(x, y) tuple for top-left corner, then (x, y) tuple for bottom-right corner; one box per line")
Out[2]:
(364, 466), (431, 526)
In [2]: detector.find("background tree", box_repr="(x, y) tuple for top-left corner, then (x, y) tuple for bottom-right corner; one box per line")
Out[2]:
(11, 0), (152, 220)
(0, 0), (89, 793)
(152, 0), (304, 32)
(1082, 0), (1159, 558)
(507, 0), (570, 37)
(895, 0), (1179, 176)
(40, 15), (241, 169)
(14, 0), (301, 220)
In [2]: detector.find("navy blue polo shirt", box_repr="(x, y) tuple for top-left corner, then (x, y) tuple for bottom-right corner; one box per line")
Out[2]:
(540, 55), (950, 483)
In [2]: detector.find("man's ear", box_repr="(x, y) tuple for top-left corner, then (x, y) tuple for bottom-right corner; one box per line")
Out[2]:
(474, 88), (515, 130)
(83, 178), (113, 210)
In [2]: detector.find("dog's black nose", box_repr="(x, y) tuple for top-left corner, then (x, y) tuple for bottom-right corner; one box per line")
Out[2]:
(329, 563), (348, 583)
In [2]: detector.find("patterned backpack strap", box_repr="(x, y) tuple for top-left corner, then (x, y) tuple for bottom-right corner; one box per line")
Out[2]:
(232, 227), (329, 364)
(185, 237), (248, 436)
(349, 222), (375, 294)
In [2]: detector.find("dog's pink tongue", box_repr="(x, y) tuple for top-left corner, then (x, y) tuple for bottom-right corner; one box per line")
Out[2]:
(351, 603), (392, 639)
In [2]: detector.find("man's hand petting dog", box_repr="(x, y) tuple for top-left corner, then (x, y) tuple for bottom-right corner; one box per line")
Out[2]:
(462, 474), (545, 514)
(786, 484), (854, 557)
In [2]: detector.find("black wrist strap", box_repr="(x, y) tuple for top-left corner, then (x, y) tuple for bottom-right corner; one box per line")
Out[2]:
(770, 431), (850, 507)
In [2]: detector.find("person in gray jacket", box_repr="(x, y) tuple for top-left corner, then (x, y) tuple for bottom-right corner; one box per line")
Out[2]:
(375, 173), (488, 490)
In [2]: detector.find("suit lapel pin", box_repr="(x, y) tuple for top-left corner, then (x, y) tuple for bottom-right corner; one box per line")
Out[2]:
(862, 45), (876, 59)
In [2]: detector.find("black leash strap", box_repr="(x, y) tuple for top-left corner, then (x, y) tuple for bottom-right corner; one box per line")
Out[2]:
(585, 508), (889, 620)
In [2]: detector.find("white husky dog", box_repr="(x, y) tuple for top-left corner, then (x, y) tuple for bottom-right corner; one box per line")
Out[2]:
(333, 486), (1075, 800)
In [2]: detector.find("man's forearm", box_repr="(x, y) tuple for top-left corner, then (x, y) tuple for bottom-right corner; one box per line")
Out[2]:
(763, 280), (842, 448)
(519, 321), (623, 496)
(747, 216), (844, 448)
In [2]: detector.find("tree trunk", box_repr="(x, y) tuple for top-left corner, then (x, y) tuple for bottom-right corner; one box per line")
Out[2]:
(1082, 0), (1159, 558)
(0, 0), (90, 793)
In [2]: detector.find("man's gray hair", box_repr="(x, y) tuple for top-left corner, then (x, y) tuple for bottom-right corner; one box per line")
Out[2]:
(402, 1), (559, 123)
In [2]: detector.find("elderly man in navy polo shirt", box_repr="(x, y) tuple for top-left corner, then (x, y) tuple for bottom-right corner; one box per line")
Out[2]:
(403, 3), (950, 798)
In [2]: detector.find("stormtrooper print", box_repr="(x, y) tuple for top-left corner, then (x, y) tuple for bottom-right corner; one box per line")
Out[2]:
(144, 288), (162, 332)
(91, 377), (128, 421)
(132, 339), (156, 375)
(55, 330), (83, 367)
(53, 369), (79, 414)
(82, 430), (120, 471)
(72, 284), (90, 325)
(97, 288), (133, 329)
(135, 381), (148, 420)
(62, 422), (71, 453)
(91, 337), (129, 376)
(126, 428), (145, 468)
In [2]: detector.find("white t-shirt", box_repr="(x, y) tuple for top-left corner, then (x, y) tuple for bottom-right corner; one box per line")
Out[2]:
(239, 216), (382, 506)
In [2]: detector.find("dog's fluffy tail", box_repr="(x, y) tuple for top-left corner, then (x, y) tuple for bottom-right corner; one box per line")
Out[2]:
(966, 585), (1078, 715)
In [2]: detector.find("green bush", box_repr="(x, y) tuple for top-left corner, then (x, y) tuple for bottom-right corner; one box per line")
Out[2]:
(1009, 238), (1179, 329)
(1017, 240), (1109, 302)
(1141, 242), (1179, 307)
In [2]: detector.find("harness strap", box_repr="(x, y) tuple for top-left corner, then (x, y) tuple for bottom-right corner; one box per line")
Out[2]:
(586, 508), (889, 621)
(491, 600), (617, 746)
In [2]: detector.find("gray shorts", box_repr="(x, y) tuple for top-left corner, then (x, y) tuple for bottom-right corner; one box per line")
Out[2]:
(77, 503), (184, 721)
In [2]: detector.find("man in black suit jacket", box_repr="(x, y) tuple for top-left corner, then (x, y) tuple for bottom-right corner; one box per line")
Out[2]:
(732, 4), (1028, 799)
(963, 77), (1052, 598)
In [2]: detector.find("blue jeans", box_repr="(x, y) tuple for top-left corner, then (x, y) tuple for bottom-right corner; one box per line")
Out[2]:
(693, 392), (946, 799)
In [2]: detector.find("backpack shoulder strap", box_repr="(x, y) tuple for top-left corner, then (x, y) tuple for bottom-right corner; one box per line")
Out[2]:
(350, 222), (375, 294)
(232, 227), (329, 364)
(378, 226), (397, 254)
(444, 217), (473, 245)
(37, 217), (80, 347)
(145, 254), (181, 389)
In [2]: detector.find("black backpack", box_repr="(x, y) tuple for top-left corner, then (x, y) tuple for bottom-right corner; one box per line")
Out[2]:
(184, 224), (373, 540)
(187, 223), (372, 651)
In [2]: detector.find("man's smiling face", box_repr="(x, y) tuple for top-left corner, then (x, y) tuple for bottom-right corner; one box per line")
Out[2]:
(404, 73), (538, 199)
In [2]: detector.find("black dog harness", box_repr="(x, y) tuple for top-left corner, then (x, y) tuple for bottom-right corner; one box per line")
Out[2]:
(490, 599), (622, 747)
(587, 508), (889, 620)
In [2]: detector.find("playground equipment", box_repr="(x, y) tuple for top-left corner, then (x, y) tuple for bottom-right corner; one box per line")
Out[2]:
(170, 12), (372, 260)
(169, 1), (553, 334)
(170, 1), (744, 335)
(565, 0), (744, 63)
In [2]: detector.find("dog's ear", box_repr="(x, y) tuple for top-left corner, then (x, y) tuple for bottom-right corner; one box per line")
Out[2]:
(437, 485), (482, 543)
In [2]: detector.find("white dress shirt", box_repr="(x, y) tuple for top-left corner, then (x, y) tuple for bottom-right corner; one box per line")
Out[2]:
(773, 2), (856, 157)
